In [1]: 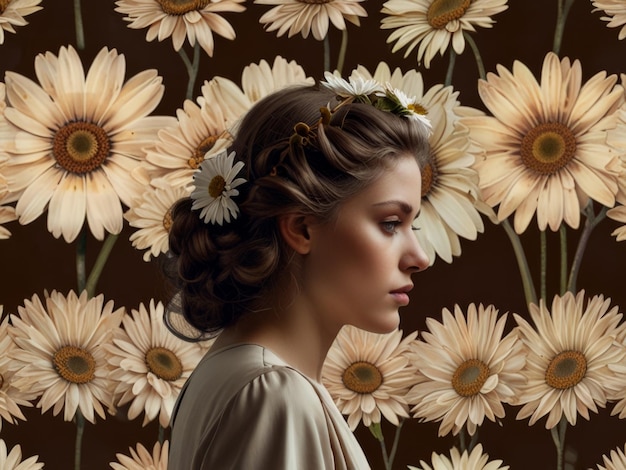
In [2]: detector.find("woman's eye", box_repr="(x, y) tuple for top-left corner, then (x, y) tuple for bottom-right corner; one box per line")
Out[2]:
(381, 220), (401, 234)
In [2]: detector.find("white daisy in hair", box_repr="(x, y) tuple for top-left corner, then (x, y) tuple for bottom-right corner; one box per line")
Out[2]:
(320, 71), (383, 101)
(191, 151), (246, 225)
(377, 84), (432, 132)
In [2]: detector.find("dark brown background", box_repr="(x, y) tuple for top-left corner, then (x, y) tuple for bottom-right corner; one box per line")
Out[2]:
(2, 1), (626, 468)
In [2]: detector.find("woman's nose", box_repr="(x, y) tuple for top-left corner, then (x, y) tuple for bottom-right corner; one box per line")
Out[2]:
(403, 232), (430, 273)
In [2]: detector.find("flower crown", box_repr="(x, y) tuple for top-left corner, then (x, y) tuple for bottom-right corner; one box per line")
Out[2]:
(283, 71), (432, 166)
(319, 71), (432, 132)
(190, 73), (432, 226)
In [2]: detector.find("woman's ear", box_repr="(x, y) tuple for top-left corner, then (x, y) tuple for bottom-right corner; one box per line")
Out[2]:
(278, 214), (314, 255)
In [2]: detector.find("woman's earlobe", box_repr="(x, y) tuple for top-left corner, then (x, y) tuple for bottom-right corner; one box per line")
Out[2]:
(278, 214), (312, 254)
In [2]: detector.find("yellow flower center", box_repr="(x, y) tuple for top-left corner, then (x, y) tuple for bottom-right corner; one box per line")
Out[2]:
(188, 135), (220, 169)
(53, 345), (96, 384)
(452, 358), (489, 397)
(208, 175), (226, 198)
(145, 346), (183, 381)
(297, 0), (331, 4)
(163, 206), (174, 232)
(157, 0), (209, 15)
(53, 122), (110, 174)
(342, 361), (383, 394)
(427, 0), (471, 29)
(520, 122), (577, 175)
(545, 350), (587, 390)
(409, 103), (428, 116)
(421, 161), (435, 197)
(0, 0), (11, 14)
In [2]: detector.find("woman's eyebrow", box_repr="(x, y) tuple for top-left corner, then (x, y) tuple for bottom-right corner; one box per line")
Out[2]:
(372, 200), (414, 214)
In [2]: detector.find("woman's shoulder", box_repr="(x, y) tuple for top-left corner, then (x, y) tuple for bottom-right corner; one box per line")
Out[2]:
(177, 344), (322, 418)
(211, 343), (323, 407)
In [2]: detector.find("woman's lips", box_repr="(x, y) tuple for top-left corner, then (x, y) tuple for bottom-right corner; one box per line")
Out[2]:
(390, 292), (410, 305)
(390, 285), (413, 305)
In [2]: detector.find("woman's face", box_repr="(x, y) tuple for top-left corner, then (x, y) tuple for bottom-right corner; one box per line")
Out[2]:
(302, 155), (429, 334)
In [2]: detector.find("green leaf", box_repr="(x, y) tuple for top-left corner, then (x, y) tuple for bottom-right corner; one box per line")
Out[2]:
(369, 421), (384, 442)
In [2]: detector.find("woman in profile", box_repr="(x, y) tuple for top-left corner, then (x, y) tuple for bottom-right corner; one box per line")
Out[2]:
(164, 80), (430, 469)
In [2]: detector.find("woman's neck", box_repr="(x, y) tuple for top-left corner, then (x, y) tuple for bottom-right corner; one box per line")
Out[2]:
(210, 297), (340, 382)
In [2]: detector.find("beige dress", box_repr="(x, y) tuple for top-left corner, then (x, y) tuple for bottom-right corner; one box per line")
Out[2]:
(168, 343), (371, 469)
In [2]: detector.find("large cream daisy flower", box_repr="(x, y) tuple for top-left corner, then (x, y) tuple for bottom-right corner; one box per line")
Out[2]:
(0, 173), (16, 239)
(106, 300), (204, 427)
(513, 290), (626, 429)
(110, 441), (168, 470)
(0, 83), (17, 239)
(322, 325), (418, 430)
(124, 179), (190, 261)
(606, 79), (626, 241)
(0, 439), (43, 470)
(255, 0), (367, 40)
(408, 444), (509, 470)
(115, 0), (246, 57)
(381, 0), (509, 69)
(607, 204), (626, 241)
(8, 290), (124, 424)
(593, 443), (626, 470)
(407, 303), (525, 436)
(143, 93), (231, 188)
(1, 45), (174, 242)
(350, 62), (487, 264)
(144, 56), (313, 187)
(0, 312), (36, 431)
(201, 55), (314, 128)
(0, 0), (42, 44)
(464, 52), (624, 233)
(593, 0), (626, 40)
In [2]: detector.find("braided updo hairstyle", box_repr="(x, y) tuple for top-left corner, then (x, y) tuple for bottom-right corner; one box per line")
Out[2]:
(163, 84), (430, 339)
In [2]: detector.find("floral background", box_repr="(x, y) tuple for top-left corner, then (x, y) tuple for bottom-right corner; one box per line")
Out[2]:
(2, 0), (626, 469)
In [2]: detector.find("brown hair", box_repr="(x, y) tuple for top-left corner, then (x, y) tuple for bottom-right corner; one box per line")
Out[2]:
(164, 84), (430, 338)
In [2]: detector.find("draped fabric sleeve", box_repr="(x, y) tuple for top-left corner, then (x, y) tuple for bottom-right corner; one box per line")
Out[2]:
(195, 367), (336, 469)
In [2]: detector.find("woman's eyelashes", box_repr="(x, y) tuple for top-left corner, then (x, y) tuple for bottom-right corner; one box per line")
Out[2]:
(381, 219), (402, 234)
(380, 209), (421, 234)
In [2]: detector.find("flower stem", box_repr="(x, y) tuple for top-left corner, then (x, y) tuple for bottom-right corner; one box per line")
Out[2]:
(550, 415), (568, 470)
(559, 225), (568, 295)
(463, 32), (486, 80)
(323, 35), (330, 72)
(73, 0), (85, 50)
(540, 230), (547, 302)
(444, 48), (457, 87)
(336, 29), (349, 75)
(386, 418), (404, 467)
(178, 43), (201, 101)
(76, 229), (87, 293)
(158, 424), (166, 444)
(369, 421), (400, 470)
(74, 409), (85, 470)
(502, 219), (538, 307)
(458, 426), (467, 452)
(85, 233), (119, 298)
(553, 0), (576, 55)
(567, 202), (606, 293)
